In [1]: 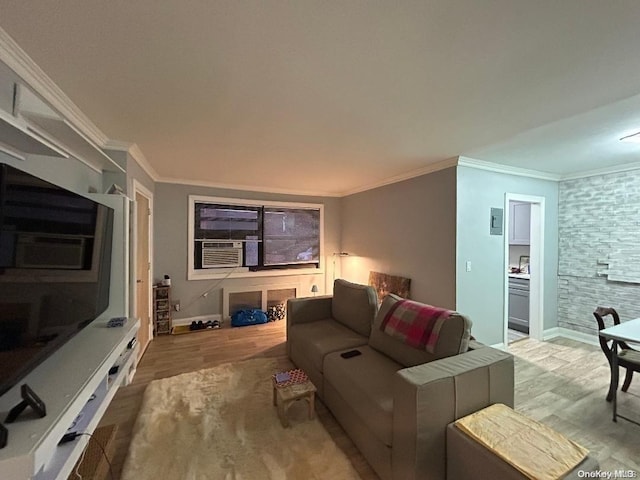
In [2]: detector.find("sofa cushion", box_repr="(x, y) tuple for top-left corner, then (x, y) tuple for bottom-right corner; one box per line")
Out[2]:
(331, 279), (378, 337)
(324, 345), (401, 447)
(288, 319), (369, 374)
(369, 294), (472, 367)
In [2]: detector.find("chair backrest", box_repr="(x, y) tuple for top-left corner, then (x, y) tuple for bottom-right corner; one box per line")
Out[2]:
(594, 306), (621, 330)
(593, 307), (626, 362)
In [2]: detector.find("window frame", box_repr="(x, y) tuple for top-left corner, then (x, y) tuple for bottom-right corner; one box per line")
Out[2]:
(187, 195), (324, 280)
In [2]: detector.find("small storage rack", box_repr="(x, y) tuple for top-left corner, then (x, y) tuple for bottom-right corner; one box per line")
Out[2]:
(153, 285), (172, 335)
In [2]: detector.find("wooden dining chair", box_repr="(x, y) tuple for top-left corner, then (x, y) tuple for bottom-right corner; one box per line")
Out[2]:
(593, 306), (640, 401)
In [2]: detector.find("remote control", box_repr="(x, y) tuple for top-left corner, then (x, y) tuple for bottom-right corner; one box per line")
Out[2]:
(107, 317), (127, 328)
(340, 349), (362, 359)
(58, 432), (78, 445)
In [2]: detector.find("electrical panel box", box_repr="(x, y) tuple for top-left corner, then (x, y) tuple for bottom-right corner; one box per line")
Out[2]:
(490, 208), (503, 235)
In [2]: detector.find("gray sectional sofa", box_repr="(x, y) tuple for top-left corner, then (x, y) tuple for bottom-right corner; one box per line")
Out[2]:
(286, 279), (514, 480)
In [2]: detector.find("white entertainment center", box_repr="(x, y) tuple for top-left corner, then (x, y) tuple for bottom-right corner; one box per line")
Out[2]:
(0, 195), (139, 479)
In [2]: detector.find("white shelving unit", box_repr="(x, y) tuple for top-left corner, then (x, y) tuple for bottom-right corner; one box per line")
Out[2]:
(0, 318), (139, 480)
(0, 67), (124, 172)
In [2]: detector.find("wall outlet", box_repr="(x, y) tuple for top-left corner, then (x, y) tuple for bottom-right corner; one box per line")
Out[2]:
(172, 301), (181, 312)
(466, 261), (472, 272)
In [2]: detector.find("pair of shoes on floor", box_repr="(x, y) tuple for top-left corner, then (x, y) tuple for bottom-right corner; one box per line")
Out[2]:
(189, 319), (221, 330)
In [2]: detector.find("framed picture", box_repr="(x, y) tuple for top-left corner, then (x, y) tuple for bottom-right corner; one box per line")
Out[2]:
(368, 271), (411, 304)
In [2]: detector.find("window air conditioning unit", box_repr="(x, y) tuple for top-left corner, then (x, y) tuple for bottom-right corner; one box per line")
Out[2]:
(202, 241), (243, 268)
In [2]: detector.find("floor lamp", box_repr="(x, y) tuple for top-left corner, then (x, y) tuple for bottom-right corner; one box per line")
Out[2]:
(332, 252), (350, 284)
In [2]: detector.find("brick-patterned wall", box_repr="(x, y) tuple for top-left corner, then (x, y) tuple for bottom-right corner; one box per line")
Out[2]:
(558, 171), (640, 334)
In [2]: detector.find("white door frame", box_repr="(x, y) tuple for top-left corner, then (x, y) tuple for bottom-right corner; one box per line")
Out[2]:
(503, 193), (545, 345)
(132, 179), (154, 340)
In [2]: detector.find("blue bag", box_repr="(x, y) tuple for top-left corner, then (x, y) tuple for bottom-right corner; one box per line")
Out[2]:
(231, 308), (269, 327)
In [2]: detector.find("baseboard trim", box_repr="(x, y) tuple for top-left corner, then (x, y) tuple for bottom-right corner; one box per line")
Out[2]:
(543, 327), (599, 347)
(490, 342), (507, 351)
(172, 314), (222, 327)
(542, 327), (561, 340)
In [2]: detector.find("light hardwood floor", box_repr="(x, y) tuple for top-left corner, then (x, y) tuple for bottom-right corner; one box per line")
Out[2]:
(100, 321), (640, 479)
(509, 336), (640, 474)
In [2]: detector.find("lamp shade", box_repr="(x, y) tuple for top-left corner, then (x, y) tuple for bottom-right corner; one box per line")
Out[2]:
(311, 284), (319, 293)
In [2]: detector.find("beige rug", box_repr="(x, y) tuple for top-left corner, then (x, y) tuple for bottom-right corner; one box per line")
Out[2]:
(121, 358), (361, 480)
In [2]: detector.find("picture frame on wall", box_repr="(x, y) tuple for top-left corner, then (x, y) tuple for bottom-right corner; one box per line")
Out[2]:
(368, 271), (411, 304)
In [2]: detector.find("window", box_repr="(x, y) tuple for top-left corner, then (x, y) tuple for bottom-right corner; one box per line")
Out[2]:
(188, 196), (323, 279)
(195, 204), (261, 241)
(263, 208), (320, 266)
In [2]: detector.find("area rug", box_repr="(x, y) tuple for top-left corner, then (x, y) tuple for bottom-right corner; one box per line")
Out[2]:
(121, 358), (361, 480)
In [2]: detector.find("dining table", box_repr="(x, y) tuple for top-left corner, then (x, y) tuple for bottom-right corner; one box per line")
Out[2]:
(599, 317), (640, 425)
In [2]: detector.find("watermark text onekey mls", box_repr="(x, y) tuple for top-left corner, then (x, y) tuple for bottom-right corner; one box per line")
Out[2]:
(578, 470), (638, 479)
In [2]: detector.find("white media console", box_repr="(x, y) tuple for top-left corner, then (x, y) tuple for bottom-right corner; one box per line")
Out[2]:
(0, 318), (139, 479)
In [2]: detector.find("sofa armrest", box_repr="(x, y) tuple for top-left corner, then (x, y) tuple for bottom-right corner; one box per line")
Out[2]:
(287, 296), (333, 326)
(392, 347), (514, 480)
(468, 339), (491, 350)
(287, 296), (334, 357)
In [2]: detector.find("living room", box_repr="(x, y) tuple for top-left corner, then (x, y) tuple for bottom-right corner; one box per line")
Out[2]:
(1, 2), (640, 479)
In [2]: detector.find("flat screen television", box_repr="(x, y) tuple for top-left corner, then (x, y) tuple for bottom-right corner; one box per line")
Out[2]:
(0, 163), (114, 396)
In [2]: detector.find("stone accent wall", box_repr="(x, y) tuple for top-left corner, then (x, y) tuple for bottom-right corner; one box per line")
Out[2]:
(558, 171), (640, 334)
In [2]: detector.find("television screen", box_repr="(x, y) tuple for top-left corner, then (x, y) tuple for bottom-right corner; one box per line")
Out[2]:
(0, 163), (114, 396)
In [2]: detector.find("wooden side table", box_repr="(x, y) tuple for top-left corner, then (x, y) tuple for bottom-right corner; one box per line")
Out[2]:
(272, 377), (317, 428)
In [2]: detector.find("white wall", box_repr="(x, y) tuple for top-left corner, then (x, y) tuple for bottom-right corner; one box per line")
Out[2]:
(456, 164), (559, 345)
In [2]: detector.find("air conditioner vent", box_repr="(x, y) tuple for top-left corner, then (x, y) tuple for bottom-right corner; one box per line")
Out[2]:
(202, 241), (242, 268)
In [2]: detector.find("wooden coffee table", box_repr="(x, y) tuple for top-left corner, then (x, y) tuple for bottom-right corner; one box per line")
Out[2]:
(272, 373), (317, 428)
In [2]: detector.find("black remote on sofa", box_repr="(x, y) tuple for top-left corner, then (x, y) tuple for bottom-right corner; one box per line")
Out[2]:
(341, 349), (362, 359)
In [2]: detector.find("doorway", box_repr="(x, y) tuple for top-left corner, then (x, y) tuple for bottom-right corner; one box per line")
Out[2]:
(133, 180), (153, 359)
(503, 194), (545, 346)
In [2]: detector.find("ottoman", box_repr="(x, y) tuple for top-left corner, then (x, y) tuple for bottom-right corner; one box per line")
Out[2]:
(446, 404), (599, 480)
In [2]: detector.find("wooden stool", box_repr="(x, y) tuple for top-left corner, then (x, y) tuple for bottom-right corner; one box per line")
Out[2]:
(272, 378), (317, 428)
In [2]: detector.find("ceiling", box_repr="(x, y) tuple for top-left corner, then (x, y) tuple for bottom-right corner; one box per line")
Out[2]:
(1, 1), (640, 196)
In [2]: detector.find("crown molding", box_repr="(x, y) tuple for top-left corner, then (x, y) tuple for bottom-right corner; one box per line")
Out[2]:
(157, 156), (640, 197)
(340, 157), (459, 197)
(104, 140), (160, 181)
(102, 139), (131, 152)
(559, 160), (640, 181)
(457, 156), (561, 181)
(156, 176), (341, 198)
(0, 27), (108, 147)
(459, 156), (640, 182)
(129, 143), (160, 181)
